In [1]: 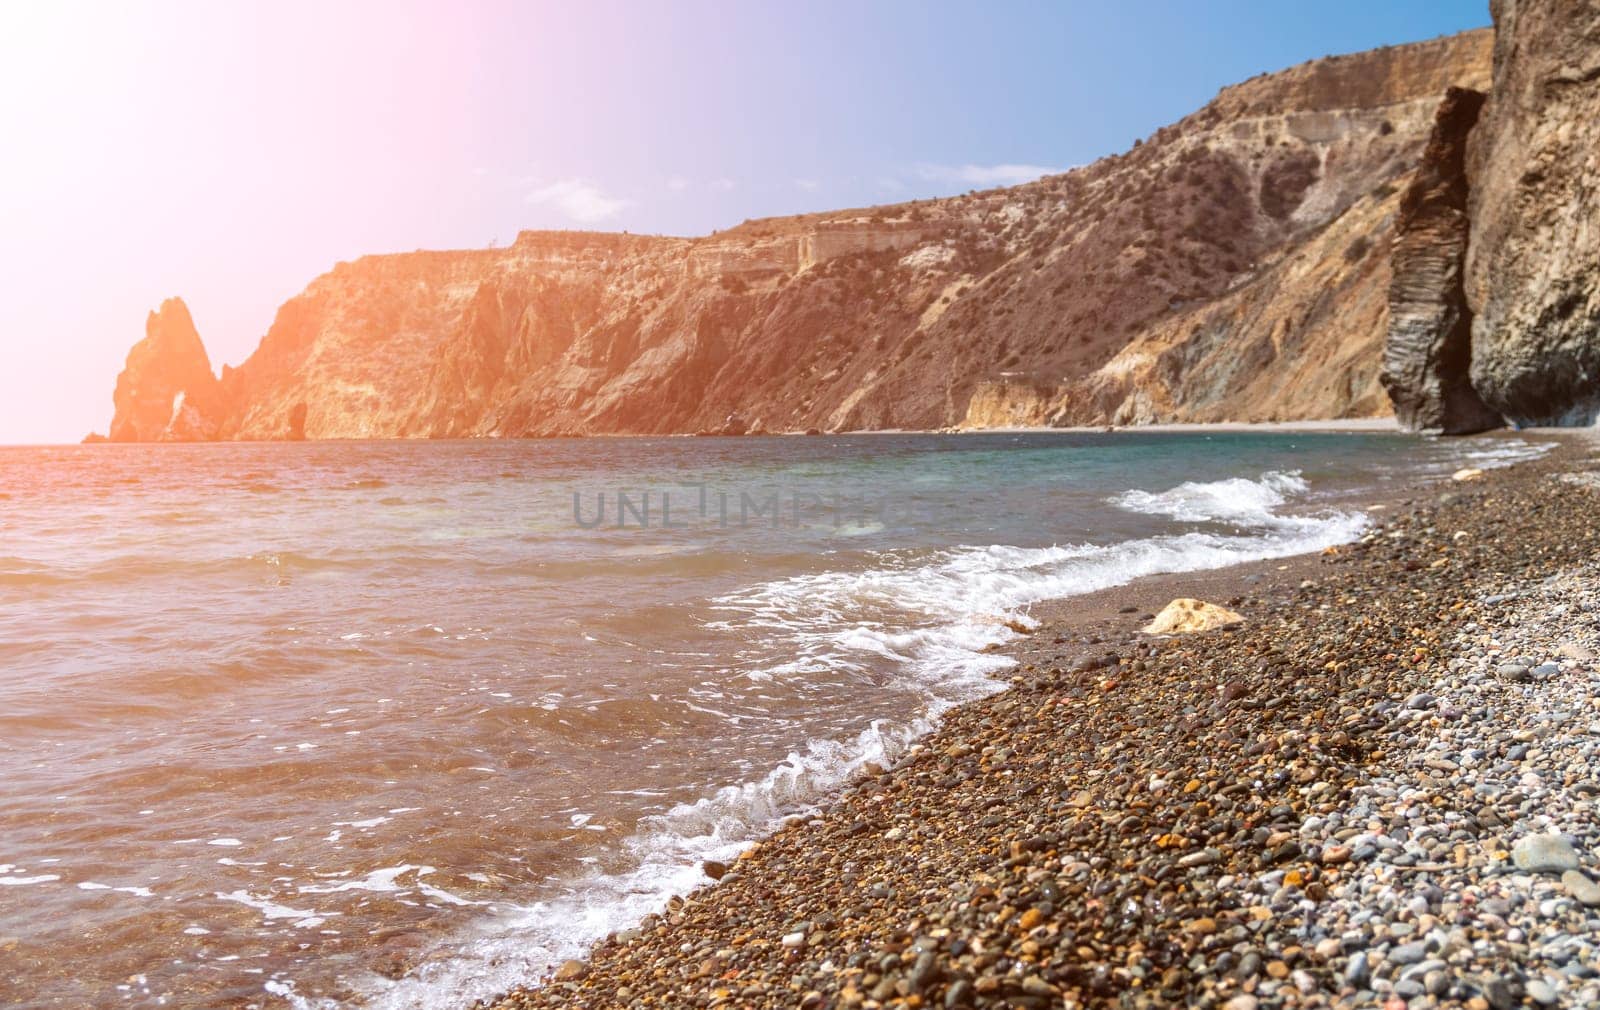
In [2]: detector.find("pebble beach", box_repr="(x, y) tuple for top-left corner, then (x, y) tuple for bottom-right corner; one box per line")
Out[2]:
(481, 437), (1600, 1010)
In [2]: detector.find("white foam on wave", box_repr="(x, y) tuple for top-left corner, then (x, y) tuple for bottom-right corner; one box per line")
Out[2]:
(331, 470), (1364, 1010)
(216, 889), (331, 929)
(352, 719), (928, 1010)
(1111, 470), (1314, 527)
(339, 816), (392, 830)
(0, 873), (60, 886)
(299, 865), (424, 896)
(77, 881), (155, 897)
(1457, 438), (1555, 466)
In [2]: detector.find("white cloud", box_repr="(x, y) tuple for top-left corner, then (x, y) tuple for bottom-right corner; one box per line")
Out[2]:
(794, 178), (820, 192)
(666, 175), (690, 192)
(915, 162), (1064, 188)
(708, 177), (736, 192)
(524, 178), (629, 223)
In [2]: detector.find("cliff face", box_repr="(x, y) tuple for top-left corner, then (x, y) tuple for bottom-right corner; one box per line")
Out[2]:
(1054, 172), (1402, 427)
(1380, 86), (1503, 434)
(108, 298), (223, 442)
(107, 31), (1494, 440)
(1463, 0), (1600, 425)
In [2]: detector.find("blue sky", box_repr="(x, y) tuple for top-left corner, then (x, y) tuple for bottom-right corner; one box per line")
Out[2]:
(504, 1), (1490, 234)
(0, 1), (1489, 442)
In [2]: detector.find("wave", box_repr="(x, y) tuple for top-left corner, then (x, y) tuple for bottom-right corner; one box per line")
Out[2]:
(353, 720), (927, 1010)
(1456, 438), (1555, 466)
(1110, 469), (1313, 527)
(339, 470), (1363, 1010)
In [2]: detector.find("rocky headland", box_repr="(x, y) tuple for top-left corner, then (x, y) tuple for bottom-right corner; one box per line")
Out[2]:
(94, 2), (1600, 442)
(98, 31), (1512, 441)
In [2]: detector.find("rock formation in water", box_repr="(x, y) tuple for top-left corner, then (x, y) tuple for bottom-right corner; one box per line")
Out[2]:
(1380, 86), (1503, 434)
(108, 298), (224, 442)
(1463, 0), (1600, 425)
(106, 32), (1495, 440)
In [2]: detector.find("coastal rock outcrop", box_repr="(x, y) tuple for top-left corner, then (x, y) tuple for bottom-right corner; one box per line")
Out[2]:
(108, 298), (223, 442)
(1464, 0), (1600, 425)
(105, 33), (1494, 438)
(1381, 87), (1504, 433)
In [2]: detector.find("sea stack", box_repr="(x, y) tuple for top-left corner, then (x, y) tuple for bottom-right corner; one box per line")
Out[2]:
(108, 297), (224, 442)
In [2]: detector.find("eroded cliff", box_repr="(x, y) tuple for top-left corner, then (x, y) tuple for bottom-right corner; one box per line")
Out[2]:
(107, 31), (1494, 440)
(1380, 86), (1503, 434)
(1463, 0), (1600, 425)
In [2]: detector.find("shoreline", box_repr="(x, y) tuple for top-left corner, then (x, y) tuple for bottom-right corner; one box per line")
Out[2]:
(952, 418), (1404, 435)
(478, 433), (1600, 1010)
(60, 418), (1600, 447)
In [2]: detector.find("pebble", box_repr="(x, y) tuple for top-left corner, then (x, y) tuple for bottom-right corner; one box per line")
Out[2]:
(1388, 940), (1427, 965)
(907, 950), (939, 992)
(1498, 662), (1531, 682)
(1425, 968), (1449, 996)
(1513, 833), (1581, 873)
(551, 960), (587, 982)
(1344, 952), (1370, 986)
(1484, 975), (1516, 1010)
(1561, 868), (1600, 906)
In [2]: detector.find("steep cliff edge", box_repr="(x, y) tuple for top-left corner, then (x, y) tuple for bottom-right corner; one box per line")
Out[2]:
(1380, 86), (1503, 434)
(106, 31), (1493, 440)
(1463, 0), (1600, 425)
(108, 298), (224, 442)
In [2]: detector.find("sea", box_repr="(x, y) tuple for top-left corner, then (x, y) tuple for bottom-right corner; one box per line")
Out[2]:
(0, 430), (1548, 1009)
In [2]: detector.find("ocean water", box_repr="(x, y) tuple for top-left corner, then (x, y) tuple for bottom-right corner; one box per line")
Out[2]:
(0, 431), (1546, 1009)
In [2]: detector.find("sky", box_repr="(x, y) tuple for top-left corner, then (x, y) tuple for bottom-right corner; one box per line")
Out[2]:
(0, 1), (1489, 444)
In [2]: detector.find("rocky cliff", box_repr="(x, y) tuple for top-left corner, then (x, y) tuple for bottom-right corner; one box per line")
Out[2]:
(1379, 86), (1503, 434)
(1462, 0), (1600, 425)
(105, 31), (1494, 441)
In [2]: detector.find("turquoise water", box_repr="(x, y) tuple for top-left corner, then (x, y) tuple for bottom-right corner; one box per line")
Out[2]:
(0, 432), (1545, 1009)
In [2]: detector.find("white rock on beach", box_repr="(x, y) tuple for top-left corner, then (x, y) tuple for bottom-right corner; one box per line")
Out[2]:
(1142, 598), (1243, 635)
(1512, 833), (1581, 873)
